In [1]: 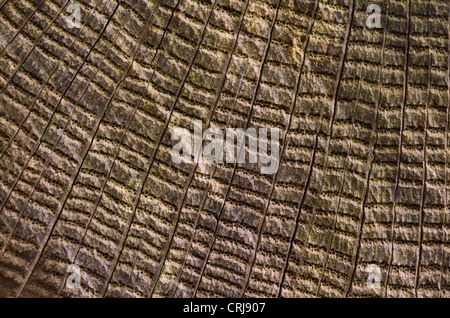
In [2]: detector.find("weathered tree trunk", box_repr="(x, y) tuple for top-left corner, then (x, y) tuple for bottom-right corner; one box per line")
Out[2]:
(0, 0), (448, 297)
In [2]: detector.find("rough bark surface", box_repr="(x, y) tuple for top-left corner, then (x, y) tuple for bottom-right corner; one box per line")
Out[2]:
(0, 0), (448, 298)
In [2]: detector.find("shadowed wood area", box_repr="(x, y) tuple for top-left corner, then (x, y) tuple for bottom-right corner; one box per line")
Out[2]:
(0, 0), (449, 298)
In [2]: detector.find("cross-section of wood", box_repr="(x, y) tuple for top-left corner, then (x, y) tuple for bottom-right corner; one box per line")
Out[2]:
(0, 0), (448, 298)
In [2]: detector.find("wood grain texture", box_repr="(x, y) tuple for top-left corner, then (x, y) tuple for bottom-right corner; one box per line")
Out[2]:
(0, 0), (448, 298)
